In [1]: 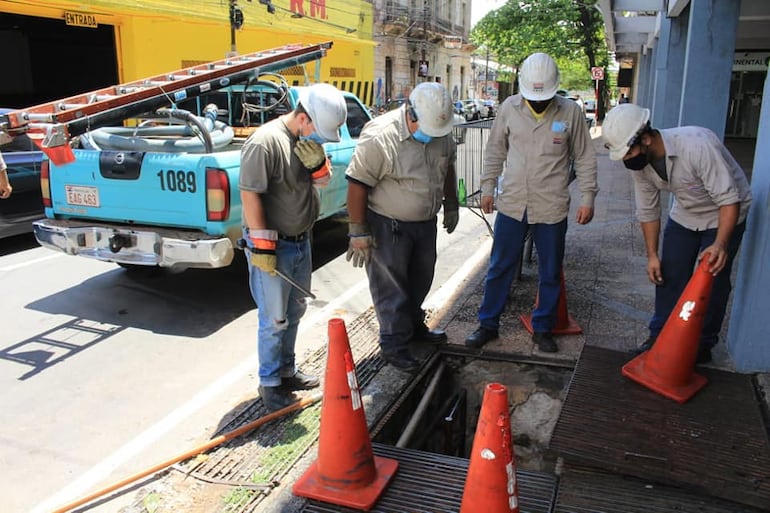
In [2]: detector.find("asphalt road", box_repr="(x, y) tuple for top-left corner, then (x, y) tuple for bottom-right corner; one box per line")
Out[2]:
(0, 210), (492, 513)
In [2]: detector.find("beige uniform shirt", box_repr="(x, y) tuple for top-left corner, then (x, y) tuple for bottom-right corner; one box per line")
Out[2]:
(345, 107), (456, 222)
(632, 126), (752, 230)
(0, 151), (5, 171)
(482, 95), (598, 224)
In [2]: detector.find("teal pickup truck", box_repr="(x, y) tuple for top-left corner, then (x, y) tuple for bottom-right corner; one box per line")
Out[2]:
(33, 82), (372, 271)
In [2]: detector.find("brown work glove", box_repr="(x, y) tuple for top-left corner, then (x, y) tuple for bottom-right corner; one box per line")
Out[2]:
(295, 139), (331, 187)
(248, 229), (278, 275)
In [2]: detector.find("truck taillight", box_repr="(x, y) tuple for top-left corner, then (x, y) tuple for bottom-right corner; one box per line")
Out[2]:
(206, 167), (230, 221)
(40, 159), (51, 207)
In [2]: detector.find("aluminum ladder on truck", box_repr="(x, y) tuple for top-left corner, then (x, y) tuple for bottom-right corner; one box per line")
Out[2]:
(0, 41), (333, 164)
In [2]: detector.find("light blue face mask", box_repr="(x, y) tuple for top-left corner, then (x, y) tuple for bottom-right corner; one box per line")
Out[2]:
(412, 128), (432, 144)
(302, 132), (326, 144)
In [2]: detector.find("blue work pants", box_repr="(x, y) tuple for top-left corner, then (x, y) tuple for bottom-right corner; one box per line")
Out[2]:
(478, 212), (567, 333)
(245, 234), (312, 387)
(649, 218), (746, 349)
(366, 210), (437, 354)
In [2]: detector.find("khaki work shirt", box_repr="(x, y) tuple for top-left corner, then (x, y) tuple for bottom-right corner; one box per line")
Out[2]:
(345, 107), (457, 222)
(239, 118), (319, 236)
(632, 126), (752, 231)
(482, 95), (598, 224)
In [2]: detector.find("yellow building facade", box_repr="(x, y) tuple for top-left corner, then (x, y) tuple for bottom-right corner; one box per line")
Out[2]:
(0, 0), (376, 106)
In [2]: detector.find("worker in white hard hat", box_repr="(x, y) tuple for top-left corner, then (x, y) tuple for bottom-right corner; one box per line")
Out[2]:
(465, 52), (598, 353)
(239, 82), (347, 411)
(345, 81), (459, 372)
(602, 103), (752, 364)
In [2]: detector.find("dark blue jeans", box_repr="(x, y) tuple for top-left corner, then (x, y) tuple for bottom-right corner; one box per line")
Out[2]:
(478, 212), (567, 332)
(649, 218), (746, 349)
(366, 210), (437, 354)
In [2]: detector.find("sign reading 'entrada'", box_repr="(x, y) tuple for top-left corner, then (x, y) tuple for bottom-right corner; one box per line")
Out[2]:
(64, 11), (98, 28)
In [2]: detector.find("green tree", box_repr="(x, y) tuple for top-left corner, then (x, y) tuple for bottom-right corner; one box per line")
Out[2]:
(472, 0), (610, 119)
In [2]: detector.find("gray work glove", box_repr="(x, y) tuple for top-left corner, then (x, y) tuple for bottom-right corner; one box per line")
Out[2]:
(443, 200), (459, 234)
(294, 139), (326, 170)
(346, 222), (374, 268)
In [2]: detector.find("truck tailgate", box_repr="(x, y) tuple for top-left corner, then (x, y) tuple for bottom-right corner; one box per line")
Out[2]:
(48, 149), (240, 229)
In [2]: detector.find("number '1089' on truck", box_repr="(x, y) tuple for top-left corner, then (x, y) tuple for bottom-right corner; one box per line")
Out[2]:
(2, 42), (373, 272)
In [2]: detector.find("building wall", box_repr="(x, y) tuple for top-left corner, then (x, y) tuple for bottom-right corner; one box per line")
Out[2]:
(0, 0), (376, 104)
(372, 0), (473, 106)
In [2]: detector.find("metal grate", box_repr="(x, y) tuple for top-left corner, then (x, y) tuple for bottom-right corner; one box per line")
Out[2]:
(550, 345), (770, 510)
(301, 443), (557, 513)
(179, 309), (385, 512)
(553, 465), (767, 513)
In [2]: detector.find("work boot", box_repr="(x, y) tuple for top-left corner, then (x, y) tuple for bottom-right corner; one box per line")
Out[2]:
(259, 385), (300, 412)
(382, 350), (421, 372)
(533, 332), (558, 353)
(411, 324), (448, 345)
(281, 370), (320, 391)
(465, 326), (498, 349)
(633, 335), (657, 355)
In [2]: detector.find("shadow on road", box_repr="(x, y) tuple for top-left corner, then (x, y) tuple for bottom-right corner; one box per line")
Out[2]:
(22, 216), (351, 340)
(0, 232), (39, 256)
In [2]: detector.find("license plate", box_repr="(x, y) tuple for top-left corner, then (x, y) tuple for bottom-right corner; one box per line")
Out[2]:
(65, 185), (100, 207)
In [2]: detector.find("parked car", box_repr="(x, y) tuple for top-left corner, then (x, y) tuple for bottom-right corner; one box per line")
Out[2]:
(483, 99), (497, 118)
(461, 99), (492, 121)
(0, 109), (44, 238)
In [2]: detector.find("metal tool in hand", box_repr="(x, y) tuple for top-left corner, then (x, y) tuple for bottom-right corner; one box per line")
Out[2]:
(273, 268), (316, 299)
(237, 239), (317, 299)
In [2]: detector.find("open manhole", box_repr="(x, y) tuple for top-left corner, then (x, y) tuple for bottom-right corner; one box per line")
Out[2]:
(370, 350), (574, 472)
(300, 349), (566, 513)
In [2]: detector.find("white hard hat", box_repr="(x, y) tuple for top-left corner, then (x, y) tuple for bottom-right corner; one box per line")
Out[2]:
(602, 103), (651, 160)
(299, 83), (347, 142)
(408, 82), (454, 137)
(519, 53), (560, 101)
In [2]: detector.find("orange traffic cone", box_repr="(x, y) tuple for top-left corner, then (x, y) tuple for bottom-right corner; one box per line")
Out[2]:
(293, 318), (398, 510)
(460, 383), (519, 513)
(622, 257), (715, 403)
(520, 269), (582, 335)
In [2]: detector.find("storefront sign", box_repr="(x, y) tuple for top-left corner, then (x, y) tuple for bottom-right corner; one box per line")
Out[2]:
(733, 52), (770, 72)
(64, 11), (98, 29)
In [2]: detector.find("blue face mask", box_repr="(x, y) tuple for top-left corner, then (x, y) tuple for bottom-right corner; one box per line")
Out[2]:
(412, 128), (433, 144)
(301, 132), (326, 144)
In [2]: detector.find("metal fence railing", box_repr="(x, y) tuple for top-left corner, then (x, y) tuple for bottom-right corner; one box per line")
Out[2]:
(453, 118), (493, 206)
